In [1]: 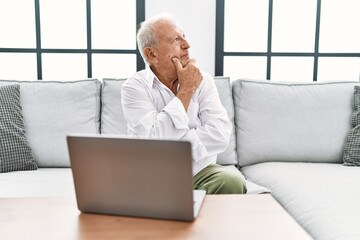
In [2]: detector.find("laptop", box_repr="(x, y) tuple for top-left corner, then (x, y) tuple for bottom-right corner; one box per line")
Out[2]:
(66, 134), (206, 221)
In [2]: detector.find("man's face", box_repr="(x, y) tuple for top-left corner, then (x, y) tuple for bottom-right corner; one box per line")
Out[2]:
(151, 20), (190, 76)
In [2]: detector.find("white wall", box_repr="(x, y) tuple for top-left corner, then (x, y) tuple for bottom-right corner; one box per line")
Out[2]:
(146, 0), (216, 76)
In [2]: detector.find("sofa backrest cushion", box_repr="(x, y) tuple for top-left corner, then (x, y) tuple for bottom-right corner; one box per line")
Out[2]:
(233, 79), (360, 167)
(101, 77), (238, 165)
(0, 79), (101, 167)
(213, 77), (237, 165)
(101, 78), (128, 135)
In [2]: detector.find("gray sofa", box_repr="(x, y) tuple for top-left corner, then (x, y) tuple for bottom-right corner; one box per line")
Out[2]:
(1, 77), (360, 240)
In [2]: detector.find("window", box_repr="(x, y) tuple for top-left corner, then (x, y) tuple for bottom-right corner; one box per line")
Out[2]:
(0, 0), (145, 80)
(216, 0), (360, 81)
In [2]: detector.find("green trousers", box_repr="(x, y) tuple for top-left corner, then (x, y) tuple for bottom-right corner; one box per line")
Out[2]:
(193, 164), (247, 194)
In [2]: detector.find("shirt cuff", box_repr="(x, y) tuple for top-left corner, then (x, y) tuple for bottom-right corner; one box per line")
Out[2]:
(181, 129), (208, 163)
(163, 97), (189, 130)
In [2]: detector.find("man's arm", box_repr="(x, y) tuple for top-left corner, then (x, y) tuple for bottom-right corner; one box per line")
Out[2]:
(121, 71), (231, 164)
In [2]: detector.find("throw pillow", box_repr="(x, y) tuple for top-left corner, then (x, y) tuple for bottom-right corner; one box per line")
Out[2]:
(0, 84), (38, 172)
(343, 86), (360, 166)
(351, 86), (360, 128)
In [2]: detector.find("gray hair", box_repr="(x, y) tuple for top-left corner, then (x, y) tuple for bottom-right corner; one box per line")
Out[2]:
(137, 13), (175, 65)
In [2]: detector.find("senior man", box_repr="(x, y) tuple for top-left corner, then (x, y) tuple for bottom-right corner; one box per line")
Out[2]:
(121, 14), (246, 194)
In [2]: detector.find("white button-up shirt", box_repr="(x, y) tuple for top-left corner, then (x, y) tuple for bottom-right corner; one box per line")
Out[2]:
(121, 68), (232, 176)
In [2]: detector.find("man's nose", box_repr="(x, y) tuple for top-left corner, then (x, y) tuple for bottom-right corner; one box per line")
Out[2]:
(181, 39), (190, 49)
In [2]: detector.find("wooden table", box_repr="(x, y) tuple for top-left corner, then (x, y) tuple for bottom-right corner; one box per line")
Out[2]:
(0, 194), (312, 240)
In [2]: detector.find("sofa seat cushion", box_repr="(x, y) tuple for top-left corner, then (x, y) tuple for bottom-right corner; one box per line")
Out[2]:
(0, 168), (75, 197)
(233, 80), (360, 167)
(0, 79), (101, 167)
(242, 162), (360, 240)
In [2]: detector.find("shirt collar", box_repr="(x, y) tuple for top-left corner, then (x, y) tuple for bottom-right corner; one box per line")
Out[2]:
(144, 67), (175, 92)
(145, 67), (158, 88)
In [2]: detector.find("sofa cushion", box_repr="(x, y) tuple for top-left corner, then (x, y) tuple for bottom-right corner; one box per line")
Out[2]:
(343, 86), (360, 166)
(242, 162), (360, 240)
(214, 77), (237, 165)
(101, 78), (128, 135)
(0, 79), (101, 167)
(233, 79), (360, 167)
(101, 77), (238, 165)
(0, 84), (38, 172)
(0, 168), (75, 197)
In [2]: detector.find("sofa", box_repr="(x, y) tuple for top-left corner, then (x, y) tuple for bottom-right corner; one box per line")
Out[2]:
(1, 77), (360, 240)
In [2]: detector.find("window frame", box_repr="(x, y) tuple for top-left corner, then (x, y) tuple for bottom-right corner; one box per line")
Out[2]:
(215, 0), (360, 80)
(0, 0), (145, 80)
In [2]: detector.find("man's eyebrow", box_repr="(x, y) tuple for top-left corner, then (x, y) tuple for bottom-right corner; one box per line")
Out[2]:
(169, 29), (185, 43)
(169, 35), (178, 43)
(170, 33), (181, 41)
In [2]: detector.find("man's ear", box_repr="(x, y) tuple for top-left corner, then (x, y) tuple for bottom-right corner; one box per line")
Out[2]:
(144, 47), (158, 65)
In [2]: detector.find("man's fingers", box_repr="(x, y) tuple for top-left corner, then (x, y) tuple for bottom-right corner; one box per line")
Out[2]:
(172, 57), (183, 72)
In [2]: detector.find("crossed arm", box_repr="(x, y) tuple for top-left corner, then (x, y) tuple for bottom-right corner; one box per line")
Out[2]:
(121, 70), (232, 163)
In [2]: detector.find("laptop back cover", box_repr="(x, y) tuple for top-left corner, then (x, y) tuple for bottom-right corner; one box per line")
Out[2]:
(67, 135), (195, 221)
